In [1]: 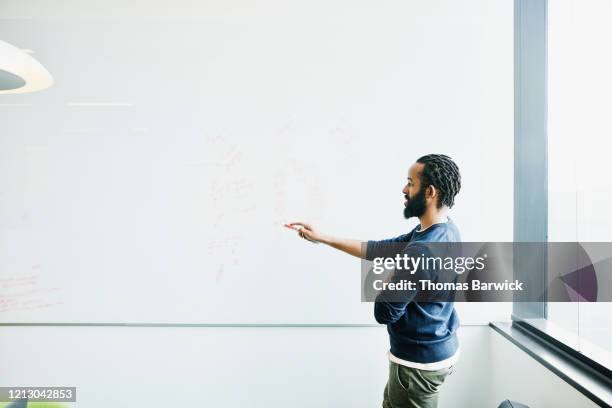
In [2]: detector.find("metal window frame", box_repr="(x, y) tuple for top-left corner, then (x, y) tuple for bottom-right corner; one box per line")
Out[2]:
(513, 0), (548, 321)
(511, 0), (612, 404)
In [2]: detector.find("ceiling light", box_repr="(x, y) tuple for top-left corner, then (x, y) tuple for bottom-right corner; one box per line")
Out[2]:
(0, 40), (54, 94)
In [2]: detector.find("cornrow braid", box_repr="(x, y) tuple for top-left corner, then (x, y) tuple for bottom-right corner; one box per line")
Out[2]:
(416, 154), (461, 208)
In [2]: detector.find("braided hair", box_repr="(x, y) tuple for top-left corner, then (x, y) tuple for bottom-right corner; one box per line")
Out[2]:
(416, 154), (461, 208)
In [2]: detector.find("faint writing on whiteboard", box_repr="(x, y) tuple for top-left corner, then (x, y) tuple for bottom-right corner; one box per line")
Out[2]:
(0, 272), (63, 313)
(206, 236), (240, 283)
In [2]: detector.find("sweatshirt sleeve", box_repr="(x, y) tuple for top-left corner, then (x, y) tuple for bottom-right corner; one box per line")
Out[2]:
(372, 243), (427, 324)
(374, 300), (410, 325)
(373, 269), (416, 324)
(365, 233), (411, 261)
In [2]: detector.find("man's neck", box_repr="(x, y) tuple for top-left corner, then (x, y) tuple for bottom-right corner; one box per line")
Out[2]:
(418, 209), (449, 232)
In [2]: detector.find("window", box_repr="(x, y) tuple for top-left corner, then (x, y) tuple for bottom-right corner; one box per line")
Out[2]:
(547, 0), (612, 370)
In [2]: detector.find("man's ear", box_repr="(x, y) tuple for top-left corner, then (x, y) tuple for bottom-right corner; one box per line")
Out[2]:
(427, 185), (438, 200)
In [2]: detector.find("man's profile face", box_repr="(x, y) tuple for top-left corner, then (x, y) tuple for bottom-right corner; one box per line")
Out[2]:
(403, 163), (428, 219)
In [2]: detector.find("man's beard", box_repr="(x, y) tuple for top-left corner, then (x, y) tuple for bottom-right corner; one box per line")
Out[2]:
(403, 186), (427, 219)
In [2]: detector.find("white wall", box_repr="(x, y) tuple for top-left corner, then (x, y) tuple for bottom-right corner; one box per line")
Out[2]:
(0, 324), (598, 407)
(488, 329), (600, 408)
(0, 325), (490, 408)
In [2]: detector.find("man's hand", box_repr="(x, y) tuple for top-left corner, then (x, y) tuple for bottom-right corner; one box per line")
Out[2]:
(287, 222), (326, 243)
(286, 221), (364, 259)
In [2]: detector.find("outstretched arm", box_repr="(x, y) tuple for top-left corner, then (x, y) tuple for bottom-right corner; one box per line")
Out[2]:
(288, 221), (364, 259)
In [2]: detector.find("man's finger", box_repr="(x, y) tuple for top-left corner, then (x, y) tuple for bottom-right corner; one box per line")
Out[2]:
(291, 221), (312, 230)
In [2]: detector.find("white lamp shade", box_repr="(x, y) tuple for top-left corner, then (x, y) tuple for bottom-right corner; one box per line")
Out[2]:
(0, 40), (54, 94)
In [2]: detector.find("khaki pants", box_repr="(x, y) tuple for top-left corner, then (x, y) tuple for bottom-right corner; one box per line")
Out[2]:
(382, 361), (455, 408)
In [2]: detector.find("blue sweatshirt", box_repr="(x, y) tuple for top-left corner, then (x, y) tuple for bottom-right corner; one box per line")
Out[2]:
(366, 218), (461, 363)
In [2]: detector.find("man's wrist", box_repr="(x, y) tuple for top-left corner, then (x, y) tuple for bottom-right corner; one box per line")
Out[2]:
(318, 234), (332, 245)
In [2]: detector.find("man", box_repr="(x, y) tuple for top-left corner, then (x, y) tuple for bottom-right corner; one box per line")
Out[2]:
(290, 154), (461, 408)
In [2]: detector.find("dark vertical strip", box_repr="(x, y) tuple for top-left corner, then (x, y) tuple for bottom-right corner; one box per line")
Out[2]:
(513, 0), (548, 319)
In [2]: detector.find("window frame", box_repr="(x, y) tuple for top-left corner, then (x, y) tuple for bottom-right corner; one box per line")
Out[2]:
(509, 0), (612, 405)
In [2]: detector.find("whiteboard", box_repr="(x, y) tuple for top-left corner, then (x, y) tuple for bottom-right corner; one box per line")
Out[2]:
(0, 0), (512, 323)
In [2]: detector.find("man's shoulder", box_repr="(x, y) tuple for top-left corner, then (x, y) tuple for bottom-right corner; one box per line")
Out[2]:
(364, 229), (417, 261)
(414, 220), (461, 243)
(383, 228), (418, 243)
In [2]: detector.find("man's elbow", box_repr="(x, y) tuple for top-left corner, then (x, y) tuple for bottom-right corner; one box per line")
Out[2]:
(374, 302), (400, 325)
(374, 313), (390, 325)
